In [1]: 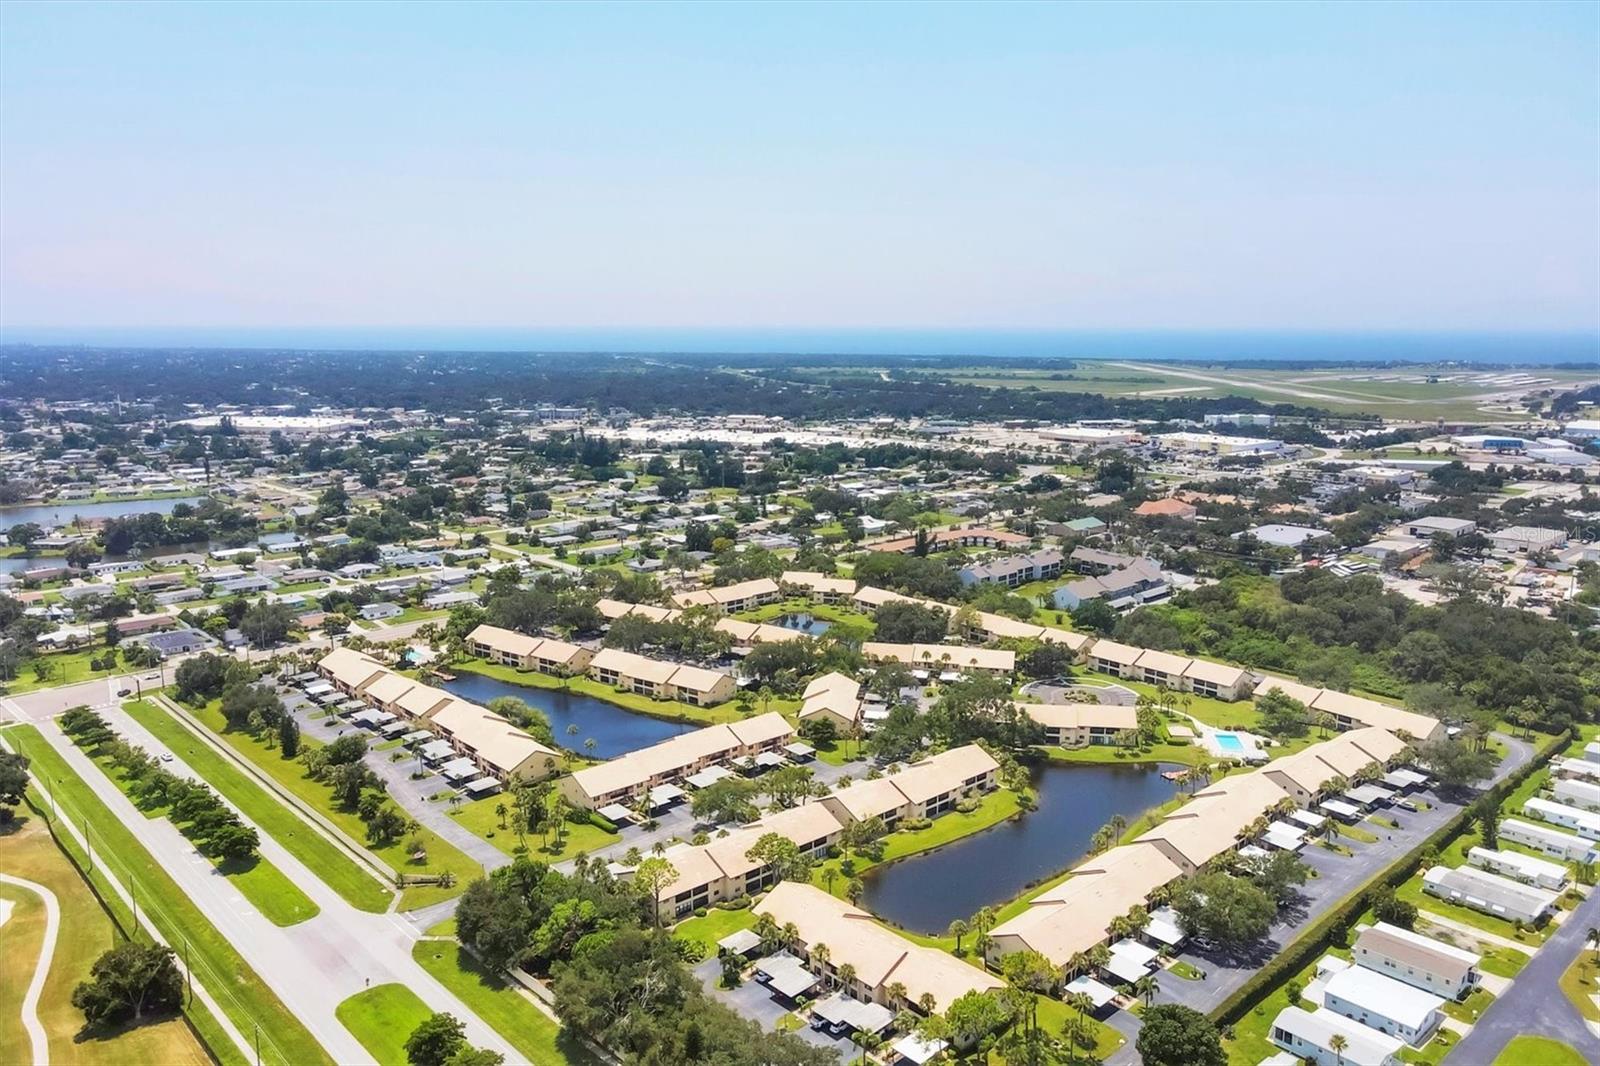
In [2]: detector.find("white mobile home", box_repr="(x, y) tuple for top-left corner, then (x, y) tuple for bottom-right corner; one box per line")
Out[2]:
(1500, 817), (1600, 863)
(1352, 922), (1480, 1001)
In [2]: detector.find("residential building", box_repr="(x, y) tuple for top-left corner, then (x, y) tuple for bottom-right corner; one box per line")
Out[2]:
(1499, 817), (1600, 862)
(799, 672), (863, 732)
(1421, 865), (1557, 924)
(819, 745), (998, 828)
(1352, 922), (1481, 1001)
(559, 713), (794, 808)
(860, 642), (1015, 676)
(1525, 797), (1600, 840)
(779, 570), (856, 603)
(1132, 498), (1197, 521)
(587, 648), (736, 706)
(1017, 702), (1136, 747)
(1269, 1006), (1403, 1066)
(958, 548), (1063, 588)
(655, 804), (846, 916)
(1322, 965), (1444, 1046)
(1553, 777), (1600, 813)
(1467, 847), (1567, 891)
(754, 883), (1004, 1015)
(673, 577), (783, 612)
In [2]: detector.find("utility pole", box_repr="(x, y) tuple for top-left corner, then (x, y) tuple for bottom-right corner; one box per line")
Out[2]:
(184, 939), (192, 1005)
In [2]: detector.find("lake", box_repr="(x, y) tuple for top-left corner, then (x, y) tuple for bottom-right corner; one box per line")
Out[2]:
(438, 671), (691, 759)
(859, 761), (1181, 933)
(0, 495), (209, 529)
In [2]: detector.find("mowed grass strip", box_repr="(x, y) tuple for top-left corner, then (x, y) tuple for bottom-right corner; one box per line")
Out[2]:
(69, 718), (319, 928)
(334, 983), (432, 1066)
(183, 699), (480, 910)
(4, 725), (333, 1066)
(127, 699), (392, 913)
(411, 941), (602, 1065)
(0, 814), (218, 1066)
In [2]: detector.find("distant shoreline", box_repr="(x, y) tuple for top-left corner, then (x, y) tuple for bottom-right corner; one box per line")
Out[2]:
(1, 328), (1595, 366)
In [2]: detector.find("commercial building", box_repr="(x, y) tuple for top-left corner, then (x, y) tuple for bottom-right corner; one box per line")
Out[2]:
(1155, 431), (1285, 457)
(1489, 526), (1568, 553)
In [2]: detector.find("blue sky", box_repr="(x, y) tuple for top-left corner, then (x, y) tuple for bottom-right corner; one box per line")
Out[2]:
(1, 1), (1595, 339)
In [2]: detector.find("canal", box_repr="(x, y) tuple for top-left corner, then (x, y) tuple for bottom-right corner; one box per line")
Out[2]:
(437, 671), (691, 759)
(859, 761), (1182, 933)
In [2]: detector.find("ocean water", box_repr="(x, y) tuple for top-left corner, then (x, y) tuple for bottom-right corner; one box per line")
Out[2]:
(2, 327), (1594, 365)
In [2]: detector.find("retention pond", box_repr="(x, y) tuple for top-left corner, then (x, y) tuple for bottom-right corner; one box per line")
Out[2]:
(860, 760), (1182, 934)
(438, 671), (691, 760)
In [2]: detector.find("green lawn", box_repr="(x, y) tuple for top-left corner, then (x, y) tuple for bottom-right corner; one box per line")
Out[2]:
(3, 725), (333, 1066)
(128, 699), (394, 913)
(411, 941), (601, 1065)
(334, 984), (432, 1065)
(4, 647), (123, 694)
(1560, 951), (1600, 1022)
(221, 856), (320, 926)
(671, 906), (759, 958)
(61, 715), (319, 928)
(1441, 985), (1495, 1023)
(1040, 741), (1206, 768)
(0, 813), (221, 1066)
(446, 792), (618, 860)
(1399, 880), (1550, 947)
(1492, 1036), (1588, 1066)
(1031, 995), (1124, 1062)
(182, 699), (480, 910)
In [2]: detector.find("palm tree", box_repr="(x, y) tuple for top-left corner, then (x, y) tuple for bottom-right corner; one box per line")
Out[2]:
(837, 962), (858, 994)
(1329, 1032), (1349, 1066)
(846, 877), (865, 905)
(1588, 927), (1600, 963)
(824, 866), (839, 895)
(812, 941), (831, 972)
(494, 802), (507, 830)
(1066, 951), (1089, 980)
(948, 918), (970, 954)
(1132, 973), (1158, 1008)
(886, 981), (908, 1008)
(754, 912), (780, 950)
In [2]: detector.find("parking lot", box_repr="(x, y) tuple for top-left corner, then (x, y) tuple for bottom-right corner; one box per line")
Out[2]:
(692, 958), (867, 1063)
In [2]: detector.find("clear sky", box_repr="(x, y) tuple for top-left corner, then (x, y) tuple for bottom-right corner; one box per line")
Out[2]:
(1, 1), (1595, 341)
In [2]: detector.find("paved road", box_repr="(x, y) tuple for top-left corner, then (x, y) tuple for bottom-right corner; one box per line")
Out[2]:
(1447, 888), (1600, 1064)
(1102, 732), (1533, 1064)
(289, 696), (508, 871)
(0, 872), (59, 1066)
(33, 713), (524, 1065)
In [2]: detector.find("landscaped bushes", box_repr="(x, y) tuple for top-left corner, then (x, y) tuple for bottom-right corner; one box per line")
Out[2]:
(1212, 729), (1568, 1028)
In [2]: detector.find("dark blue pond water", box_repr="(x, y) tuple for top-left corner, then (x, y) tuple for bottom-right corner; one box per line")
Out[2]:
(438, 672), (690, 759)
(861, 761), (1182, 933)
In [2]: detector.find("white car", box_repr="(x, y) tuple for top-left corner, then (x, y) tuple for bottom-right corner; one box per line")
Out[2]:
(159, 752), (174, 763)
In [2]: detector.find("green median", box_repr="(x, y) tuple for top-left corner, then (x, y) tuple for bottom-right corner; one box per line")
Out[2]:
(3, 724), (333, 1066)
(64, 712), (319, 928)
(335, 984), (432, 1065)
(127, 699), (393, 913)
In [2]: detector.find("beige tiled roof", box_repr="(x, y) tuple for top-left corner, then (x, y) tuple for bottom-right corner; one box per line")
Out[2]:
(1018, 702), (1137, 732)
(754, 883), (1003, 1012)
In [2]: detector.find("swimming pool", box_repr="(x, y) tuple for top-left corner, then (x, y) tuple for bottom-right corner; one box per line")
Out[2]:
(1214, 732), (1246, 754)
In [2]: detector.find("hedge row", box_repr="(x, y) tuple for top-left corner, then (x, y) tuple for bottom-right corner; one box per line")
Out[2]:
(1212, 729), (1569, 1027)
